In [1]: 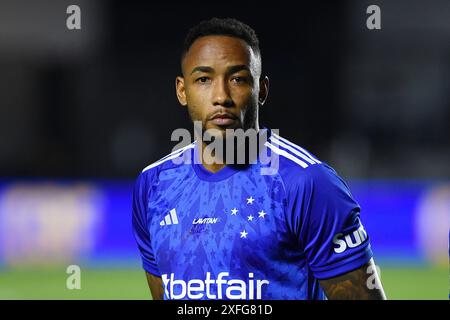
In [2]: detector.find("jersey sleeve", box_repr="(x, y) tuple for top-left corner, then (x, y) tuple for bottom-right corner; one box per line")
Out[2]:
(131, 170), (161, 276)
(286, 163), (373, 280)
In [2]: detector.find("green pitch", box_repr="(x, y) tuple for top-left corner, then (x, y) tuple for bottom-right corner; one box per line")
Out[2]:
(0, 265), (447, 300)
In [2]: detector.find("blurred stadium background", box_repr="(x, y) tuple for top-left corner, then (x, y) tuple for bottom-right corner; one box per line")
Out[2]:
(0, 0), (448, 299)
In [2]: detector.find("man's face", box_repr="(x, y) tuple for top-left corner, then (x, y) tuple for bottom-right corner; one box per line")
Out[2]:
(176, 35), (267, 137)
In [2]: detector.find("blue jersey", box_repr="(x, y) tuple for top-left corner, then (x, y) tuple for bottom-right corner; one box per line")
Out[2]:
(132, 129), (373, 300)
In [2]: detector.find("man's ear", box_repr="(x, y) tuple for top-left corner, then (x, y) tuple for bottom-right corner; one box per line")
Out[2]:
(175, 76), (187, 106)
(258, 76), (269, 106)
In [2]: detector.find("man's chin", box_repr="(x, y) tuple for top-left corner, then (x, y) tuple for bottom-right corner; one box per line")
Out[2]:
(203, 126), (227, 142)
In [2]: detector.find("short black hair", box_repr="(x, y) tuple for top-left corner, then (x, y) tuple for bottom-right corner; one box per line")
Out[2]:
(181, 17), (261, 64)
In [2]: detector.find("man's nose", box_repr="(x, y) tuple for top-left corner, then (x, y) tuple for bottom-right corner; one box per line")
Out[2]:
(212, 78), (234, 107)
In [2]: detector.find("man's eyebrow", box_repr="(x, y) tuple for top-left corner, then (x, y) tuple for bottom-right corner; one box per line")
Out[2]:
(190, 65), (251, 75)
(190, 66), (214, 75)
(227, 65), (251, 74)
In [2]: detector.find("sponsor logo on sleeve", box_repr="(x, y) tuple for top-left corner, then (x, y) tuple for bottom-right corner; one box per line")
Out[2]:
(333, 225), (368, 254)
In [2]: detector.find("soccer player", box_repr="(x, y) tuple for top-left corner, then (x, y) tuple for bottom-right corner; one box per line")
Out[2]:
(132, 18), (386, 300)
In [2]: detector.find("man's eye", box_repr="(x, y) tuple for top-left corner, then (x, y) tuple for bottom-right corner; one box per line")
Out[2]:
(196, 77), (210, 83)
(231, 77), (247, 83)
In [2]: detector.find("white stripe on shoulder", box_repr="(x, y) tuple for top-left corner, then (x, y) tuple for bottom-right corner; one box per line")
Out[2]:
(142, 143), (195, 173)
(265, 142), (308, 168)
(269, 136), (316, 165)
(159, 141), (197, 162)
(271, 133), (321, 164)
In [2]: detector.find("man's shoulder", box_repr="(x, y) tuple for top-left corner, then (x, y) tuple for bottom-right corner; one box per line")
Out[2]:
(138, 142), (196, 180)
(265, 133), (338, 189)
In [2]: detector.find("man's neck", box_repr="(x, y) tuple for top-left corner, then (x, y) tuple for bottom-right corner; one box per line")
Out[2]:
(201, 160), (226, 174)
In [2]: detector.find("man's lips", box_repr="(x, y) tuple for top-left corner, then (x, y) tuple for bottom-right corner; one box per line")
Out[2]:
(209, 113), (237, 126)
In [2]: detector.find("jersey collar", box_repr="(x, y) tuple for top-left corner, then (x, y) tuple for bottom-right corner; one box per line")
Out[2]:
(191, 127), (271, 182)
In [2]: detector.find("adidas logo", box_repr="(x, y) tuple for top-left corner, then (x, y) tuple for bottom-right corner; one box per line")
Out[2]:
(160, 208), (178, 226)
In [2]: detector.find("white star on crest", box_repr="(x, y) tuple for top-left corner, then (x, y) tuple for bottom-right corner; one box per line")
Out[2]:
(258, 210), (267, 218)
(240, 230), (248, 239)
(247, 215), (254, 221)
(231, 208), (238, 215)
(247, 196), (255, 205)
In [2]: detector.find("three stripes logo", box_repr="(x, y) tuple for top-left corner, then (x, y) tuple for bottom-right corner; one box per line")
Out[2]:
(160, 208), (179, 226)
